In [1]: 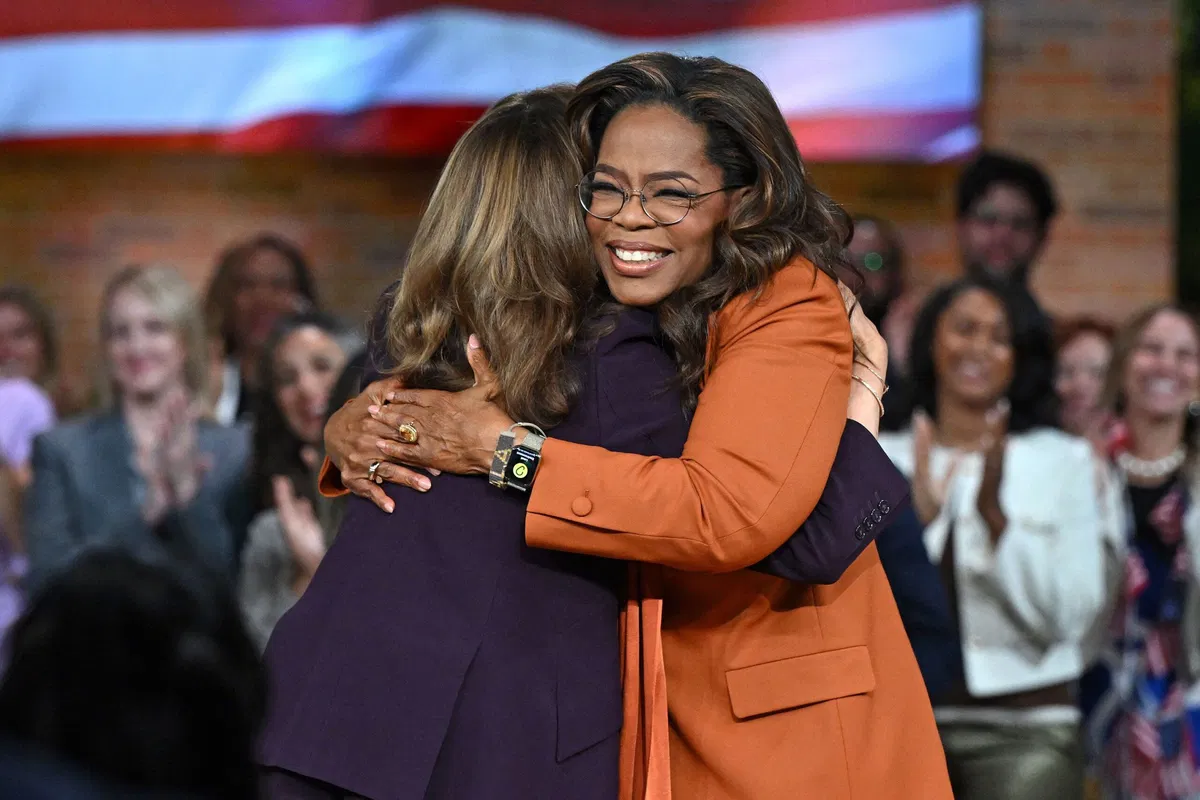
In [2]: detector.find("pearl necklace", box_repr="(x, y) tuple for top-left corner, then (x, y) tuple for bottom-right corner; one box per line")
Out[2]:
(1116, 446), (1187, 481)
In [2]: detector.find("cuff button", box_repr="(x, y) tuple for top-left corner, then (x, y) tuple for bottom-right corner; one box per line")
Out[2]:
(570, 497), (593, 517)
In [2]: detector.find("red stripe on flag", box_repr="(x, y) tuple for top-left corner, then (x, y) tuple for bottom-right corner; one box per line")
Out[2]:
(0, 106), (485, 155)
(1132, 713), (1162, 761)
(788, 110), (974, 161)
(2, 0), (967, 39)
(0, 106), (975, 162)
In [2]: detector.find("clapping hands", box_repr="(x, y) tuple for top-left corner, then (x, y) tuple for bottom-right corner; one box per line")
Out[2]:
(137, 387), (209, 525)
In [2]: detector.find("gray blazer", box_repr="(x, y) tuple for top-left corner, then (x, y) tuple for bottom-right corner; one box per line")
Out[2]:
(24, 411), (251, 591)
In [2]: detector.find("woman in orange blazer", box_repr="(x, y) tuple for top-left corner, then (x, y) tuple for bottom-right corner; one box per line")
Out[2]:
(328, 54), (951, 800)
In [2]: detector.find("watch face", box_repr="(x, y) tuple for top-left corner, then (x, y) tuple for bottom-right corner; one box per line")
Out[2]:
(505, 447), (540, 491)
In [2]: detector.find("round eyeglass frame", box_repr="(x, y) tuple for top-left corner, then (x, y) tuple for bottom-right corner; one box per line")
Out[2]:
(576, 171), (744, 226)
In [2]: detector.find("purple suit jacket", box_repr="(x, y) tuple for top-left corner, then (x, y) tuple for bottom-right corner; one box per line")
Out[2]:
(258, 308), (906, 800)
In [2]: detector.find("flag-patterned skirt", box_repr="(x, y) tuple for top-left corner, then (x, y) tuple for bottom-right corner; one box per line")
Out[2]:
(1082, 482), (1200, 800)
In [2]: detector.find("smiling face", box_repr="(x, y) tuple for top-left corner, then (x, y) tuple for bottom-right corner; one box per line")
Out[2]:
(1055, 330), (1112, 434)
(106, 288), (188, 402)
(958, 183), (1043, 282)
(1122, 309), (1200, 424)
(932, 287), (1015, 411)
(231, 247), (305, 355)
(271, 325), (347, 445)
(847, 220), (902, 322)
(584, 104), (736, 307)
(0, 301), (46, 382)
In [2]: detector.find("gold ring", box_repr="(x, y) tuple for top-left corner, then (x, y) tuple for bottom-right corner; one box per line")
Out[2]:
(367, 461), (382, 482)
(397, 423), (418, 444)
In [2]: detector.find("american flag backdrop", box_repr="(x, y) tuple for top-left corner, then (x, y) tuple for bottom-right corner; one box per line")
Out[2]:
(0, 1), (981, 161)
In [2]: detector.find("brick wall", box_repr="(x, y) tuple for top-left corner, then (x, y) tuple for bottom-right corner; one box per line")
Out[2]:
(0, 0), (1176, 386)
(816, 0), (1177, 319)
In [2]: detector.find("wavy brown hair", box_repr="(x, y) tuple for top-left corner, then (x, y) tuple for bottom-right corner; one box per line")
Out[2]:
(567, 53), (853, 409)
(385, 86), (595, 426)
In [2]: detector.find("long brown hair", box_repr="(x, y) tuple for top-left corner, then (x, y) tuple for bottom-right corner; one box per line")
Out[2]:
(385, 86), (595, 426)
(567, 53), (853, 409)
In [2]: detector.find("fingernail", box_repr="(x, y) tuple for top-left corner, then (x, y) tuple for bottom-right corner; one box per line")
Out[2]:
(368, 405), (381, 416)
(468, 334), (481, 350)
(417, 477), (432, 491)
(384, 501), (395, 514)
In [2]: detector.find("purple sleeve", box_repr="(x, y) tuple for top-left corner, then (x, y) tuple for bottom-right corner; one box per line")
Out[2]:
(751, 420), (910, 584)
(0, 380), (56, 466)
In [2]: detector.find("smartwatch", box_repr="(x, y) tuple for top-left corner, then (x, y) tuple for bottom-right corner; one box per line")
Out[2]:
(489, 430), (516, 489)
(502, 423), (546, 493)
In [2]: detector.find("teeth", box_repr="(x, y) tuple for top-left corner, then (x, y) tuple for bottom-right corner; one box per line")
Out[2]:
(959, 363), (984, 377)
(1147, 379), (1178, 394)
(613, 248), (667, 263)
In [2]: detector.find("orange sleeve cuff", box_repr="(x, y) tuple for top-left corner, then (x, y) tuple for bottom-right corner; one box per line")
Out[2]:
(317, 456), (350, 498)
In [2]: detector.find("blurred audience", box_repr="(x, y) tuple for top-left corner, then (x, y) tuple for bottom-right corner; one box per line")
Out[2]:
(0, 286), (86, 416)
(204, 235), (319, 426)
(0, 287), (54, 387)
(0, 114), (1184, 800)
(848, 214), (917, 428)
(0, 376), (55, 504)
(1055, 317), (1116, 446)
(1080, 304), (1200, 798)
(0, 378), (56, 647)
(238, 312), (356, 650)
(0, 548), (265, 799)
(23, 266), (250, 592)
(880, 274), (1110, 800)
(955, 151), (1058, 323)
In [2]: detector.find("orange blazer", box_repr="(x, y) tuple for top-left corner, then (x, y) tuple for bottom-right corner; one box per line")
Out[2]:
(523, 260), (952, 800)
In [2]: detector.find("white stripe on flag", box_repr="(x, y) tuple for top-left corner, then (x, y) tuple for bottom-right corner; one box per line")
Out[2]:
(0, 4), (980, 137)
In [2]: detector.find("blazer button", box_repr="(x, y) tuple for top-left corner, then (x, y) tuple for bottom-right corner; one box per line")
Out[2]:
(570, 496), (593, 517)
(855, 525), (866, 541)
(864, 518), (875, 531)
(872, 509), (883, 524)
(879, 500), (891, 514)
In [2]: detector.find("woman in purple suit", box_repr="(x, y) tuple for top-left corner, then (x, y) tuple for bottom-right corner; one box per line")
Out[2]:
(260, 86), (902, 800)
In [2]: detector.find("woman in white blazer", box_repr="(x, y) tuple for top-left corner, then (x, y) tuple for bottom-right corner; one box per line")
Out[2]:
(1080, 304), (1200, 800)
(880, 275), (1113, 800)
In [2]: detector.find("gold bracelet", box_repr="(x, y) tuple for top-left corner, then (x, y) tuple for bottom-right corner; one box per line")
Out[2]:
(854, 358), (888, 393)
(851, 374), (886, 417)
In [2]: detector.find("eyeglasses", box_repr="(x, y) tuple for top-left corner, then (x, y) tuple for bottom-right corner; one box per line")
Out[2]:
(970, 209), (1037, 234)
(577, 170), (742, 226)
(850, 251), (888, 273)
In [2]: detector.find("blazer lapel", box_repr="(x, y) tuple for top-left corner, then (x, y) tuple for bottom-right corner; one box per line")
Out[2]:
(91, 411), (142, 524)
